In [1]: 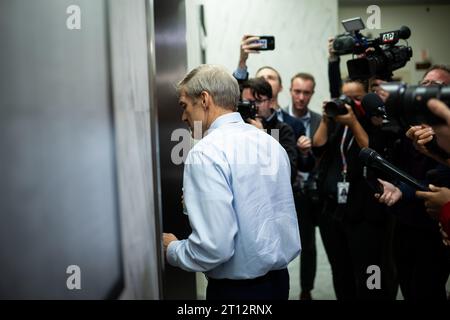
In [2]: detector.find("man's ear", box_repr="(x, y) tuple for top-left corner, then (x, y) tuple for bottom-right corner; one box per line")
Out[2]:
(200, 91), (210, 110)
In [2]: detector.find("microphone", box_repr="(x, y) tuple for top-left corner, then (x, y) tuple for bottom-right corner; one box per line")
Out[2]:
(361, 93), (387, 118)
(359, 147), (429, 191)
(399, 26), (411, 40)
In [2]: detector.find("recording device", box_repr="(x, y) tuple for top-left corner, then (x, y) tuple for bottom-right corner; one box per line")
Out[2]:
(361, 93), (387, 118)
(252, 36), (275, 51)
(237, 100), (257, 120)
(324, 95), (356, 117)
(359, 147), (429, 191)
(381, 82), (450, 127)
(333, 17), (412, 80)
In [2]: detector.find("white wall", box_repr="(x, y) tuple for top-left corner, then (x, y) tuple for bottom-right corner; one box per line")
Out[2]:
(186, 0), (338, 113)
(339, 4), (450, 84)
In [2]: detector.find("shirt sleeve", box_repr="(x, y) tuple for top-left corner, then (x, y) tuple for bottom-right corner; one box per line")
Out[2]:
(232, 66), (249, 81)
(328, 58), (342, 99)
(167, 149), (238, 272)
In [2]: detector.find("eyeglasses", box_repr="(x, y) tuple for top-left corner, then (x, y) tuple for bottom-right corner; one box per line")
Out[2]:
(254, 99), (270, 106)
(419, 79), (445, 86)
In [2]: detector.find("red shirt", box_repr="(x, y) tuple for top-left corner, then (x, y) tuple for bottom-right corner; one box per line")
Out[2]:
(439, 202), (450, 245)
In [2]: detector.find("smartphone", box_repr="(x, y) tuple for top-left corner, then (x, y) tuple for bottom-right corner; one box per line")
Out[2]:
(253, 36), (275, 51)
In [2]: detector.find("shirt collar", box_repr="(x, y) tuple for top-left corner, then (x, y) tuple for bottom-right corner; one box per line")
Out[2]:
(207, 112), (243, 134)
(300, 110), (311, 121)
(275, 108), (284, 122)
(288, 102), (310, 121)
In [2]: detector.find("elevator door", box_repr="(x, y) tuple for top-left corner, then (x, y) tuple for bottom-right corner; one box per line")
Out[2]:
(0, 0), (123, 299)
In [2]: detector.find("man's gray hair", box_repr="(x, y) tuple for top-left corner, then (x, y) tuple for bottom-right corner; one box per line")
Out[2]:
(177, 64), (240, 110)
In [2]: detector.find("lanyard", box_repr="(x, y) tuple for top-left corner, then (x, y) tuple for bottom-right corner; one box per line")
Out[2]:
(340, 126), (354, 182)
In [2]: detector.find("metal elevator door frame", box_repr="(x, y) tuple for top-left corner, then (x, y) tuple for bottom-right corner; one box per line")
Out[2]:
(151, 0), (197, 299)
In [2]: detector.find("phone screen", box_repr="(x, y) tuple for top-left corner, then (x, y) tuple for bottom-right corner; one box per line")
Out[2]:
(254, 36), (275, 51)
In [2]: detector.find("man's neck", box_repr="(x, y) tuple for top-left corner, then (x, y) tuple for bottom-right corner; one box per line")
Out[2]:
(293, 107), (308, 118)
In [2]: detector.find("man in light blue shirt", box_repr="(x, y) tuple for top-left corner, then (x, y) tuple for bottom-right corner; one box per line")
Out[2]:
(163, 64), (301, 300)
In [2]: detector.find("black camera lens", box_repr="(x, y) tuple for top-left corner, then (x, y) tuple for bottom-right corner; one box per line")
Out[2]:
(324, 95), (354, 118)
(382, 82), (450, 127)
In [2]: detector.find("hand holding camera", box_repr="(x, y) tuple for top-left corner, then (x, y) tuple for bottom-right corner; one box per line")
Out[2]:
(328, 37), (338, 61)
(333, 104), (358, 127)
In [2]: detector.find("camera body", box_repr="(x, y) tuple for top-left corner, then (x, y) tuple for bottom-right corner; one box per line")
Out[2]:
(382, 82), (450, 127)
(333, 17), (412, 80)
(237, 100), (257, 120)
(346, 45), (412, 81)
(324, 95), (355, 118)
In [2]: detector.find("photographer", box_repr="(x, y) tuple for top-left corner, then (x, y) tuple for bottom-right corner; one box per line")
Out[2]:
(312, 81), (393, 299)
(234, 35), (310, 146)
(241, 77), (298, 183)
(374, 65), (450, 300)
(379, 97), (450, 238)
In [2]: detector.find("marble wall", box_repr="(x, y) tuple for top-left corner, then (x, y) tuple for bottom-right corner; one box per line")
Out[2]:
(186, 0), (338, 113)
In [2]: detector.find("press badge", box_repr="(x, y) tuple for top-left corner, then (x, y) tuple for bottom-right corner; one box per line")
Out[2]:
(337, 182), (350, 204)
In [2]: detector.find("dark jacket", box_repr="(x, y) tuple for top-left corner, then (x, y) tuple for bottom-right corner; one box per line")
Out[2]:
(263, 114), (298, 183)
(280, 109), (305, 140)
(314, 118), (388, 223)
(279, 110), (316, 172)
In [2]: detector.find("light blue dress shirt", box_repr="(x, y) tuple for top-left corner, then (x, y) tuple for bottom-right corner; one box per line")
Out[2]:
(167, 112), (301, 279)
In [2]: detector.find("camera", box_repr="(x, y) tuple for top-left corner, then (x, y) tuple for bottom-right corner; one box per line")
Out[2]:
(333, 17), (412, 80)
(381, 82), (450, 127)
(237, 100), (257, 120)
(252, 36), (275, 51)
(324, 95), (356, 118)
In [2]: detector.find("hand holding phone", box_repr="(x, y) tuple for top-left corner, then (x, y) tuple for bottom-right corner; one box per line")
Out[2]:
(252, 36), (275, 51)
(241, 35), (275, 53)
(239, 35), (275, 68)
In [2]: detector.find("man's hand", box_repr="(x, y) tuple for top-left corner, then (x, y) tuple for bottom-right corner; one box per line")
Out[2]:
(239, 35), (262, 69)
(375, 179), (403, 207)
(416, 185), (450, 219)
(405, 125), (434, 156)
(370, 79), (389, 103)
(328, 37), (337, 61)
(334, 104), (358, 127)
(163, 233), (178, 257)
(428, 99), (450, 154)
(297, 135), (312, 155)
(428, 98), (450, 125)
(248, 117), (264, 130)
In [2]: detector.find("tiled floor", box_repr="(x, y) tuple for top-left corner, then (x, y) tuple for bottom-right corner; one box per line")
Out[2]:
(196, 229), (450, 300)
